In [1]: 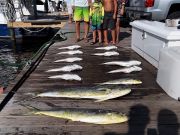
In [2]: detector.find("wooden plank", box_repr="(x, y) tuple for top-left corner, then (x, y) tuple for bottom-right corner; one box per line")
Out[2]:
(1, 24), (180, 135)
(7, 21), (67, 28)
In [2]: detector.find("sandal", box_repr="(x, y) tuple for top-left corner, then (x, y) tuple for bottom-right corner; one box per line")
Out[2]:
(75, 38), (81, 43)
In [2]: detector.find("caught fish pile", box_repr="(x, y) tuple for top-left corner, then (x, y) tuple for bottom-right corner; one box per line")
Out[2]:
(93, 51), (119, 56)
(48, 74), (82, 81)
(54, 57), (82, 63)
(103, 60), (141, 67)
(46, 64), (82, 72)
(57, 50), (83, 55)
(100, 79), (142, 85)
(36, 87), (131, 102)
(58, 45), (81, 50)
(95, 46), (118, 51)
(108, 66), (142, 74)
(28, 107), (128, 125)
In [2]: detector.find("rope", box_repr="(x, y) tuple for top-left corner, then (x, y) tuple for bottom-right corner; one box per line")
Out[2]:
(21, 27), (47, 33)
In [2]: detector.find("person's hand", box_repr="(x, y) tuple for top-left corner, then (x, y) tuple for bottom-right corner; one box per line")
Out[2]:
(72, 5), (75, 10)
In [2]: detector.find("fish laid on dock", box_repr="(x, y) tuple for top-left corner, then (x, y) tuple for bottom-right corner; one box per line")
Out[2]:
(93, 51), (119, 56)
(108, 66), (142, 74)
(54, 57), (82, 63)
(103, 60), (141, 67)
(46, 64), (82, 72)
(26, 106), (128, 125)
(36, 88), (131, 102)
(100, 79), (142, 85)
(95, 46), (118, 51)
(58, 45), (81, 50)
(48, 74), (82, 81)
(57, 50), (83, 55)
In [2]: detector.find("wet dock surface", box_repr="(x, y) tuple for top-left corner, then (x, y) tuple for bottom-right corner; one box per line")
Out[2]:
(0, 23), (180, 135)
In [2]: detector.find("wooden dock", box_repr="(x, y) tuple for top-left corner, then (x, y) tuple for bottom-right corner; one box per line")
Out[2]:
(0, 23), (180, 135)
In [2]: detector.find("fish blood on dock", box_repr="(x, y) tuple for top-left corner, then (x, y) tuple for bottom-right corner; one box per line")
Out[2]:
(54, 57), (82, 63)
(93, 51), (119, 56)
(58, 45), (81, 50)
(48, 74), (82, 81)
(46, 64), (83, 72)
(57, 50), (83, 55)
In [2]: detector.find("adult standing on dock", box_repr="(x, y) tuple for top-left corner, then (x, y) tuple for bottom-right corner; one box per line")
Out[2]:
(71, 0), (92, 43)
(65, 0), (73, 23)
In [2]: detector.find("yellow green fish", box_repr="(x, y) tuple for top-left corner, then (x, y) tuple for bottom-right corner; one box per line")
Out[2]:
(29, 107), (128, 125)
(36, 87), (131, 102)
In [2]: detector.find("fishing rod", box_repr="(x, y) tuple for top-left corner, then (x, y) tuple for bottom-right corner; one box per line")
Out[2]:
(0, 31), (67, 111)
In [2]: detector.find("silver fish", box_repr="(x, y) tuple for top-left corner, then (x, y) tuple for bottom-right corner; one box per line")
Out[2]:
(93, 51), (119, 56)
(48, 74), (82, 81)
(103, 60), (141, 67)
(46, 64), (82, 72)
(100, 79), (142, 85)
(54, 57), (82, 63)
(28, 107), (128, 125)
(95, 46), (118, 51)
(108, 66), (142, 74)
(57, 50), (83, 55)
(36, 88), (131, 102)
(58, 45), (81, 50)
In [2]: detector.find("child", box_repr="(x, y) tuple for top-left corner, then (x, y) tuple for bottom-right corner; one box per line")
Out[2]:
(90, 0), (104, 45)
(102, 0), (117, 45)
(116, 0), (125, 43)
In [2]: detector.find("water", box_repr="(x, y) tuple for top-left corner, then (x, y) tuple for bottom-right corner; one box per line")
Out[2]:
(0, 28), (57, 89)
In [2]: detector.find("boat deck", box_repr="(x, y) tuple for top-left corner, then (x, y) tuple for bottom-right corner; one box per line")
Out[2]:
(0, 23), (180, 135)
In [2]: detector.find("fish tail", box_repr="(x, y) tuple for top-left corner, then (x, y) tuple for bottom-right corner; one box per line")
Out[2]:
(20, 104), (40, 115)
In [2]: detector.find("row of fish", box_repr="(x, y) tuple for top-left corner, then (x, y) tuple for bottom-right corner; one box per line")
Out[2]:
(30, 45), (142, 124)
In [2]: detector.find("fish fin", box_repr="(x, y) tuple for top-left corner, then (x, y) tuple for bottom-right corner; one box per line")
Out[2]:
(97, 88), (111, 93)
(95, 97), (112, 102)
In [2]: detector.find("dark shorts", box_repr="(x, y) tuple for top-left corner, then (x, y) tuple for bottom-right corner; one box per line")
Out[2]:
(103, 12), (115, 30)
(91, 24), (102, 31)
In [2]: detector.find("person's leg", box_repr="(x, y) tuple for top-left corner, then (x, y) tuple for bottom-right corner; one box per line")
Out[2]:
(109, 17), (116, 45)
(98, 30), (102, 43)
(68, 14), (72, 23)
(75, 21), (80, 41)
(74, 7), (82, 41)
(116, 18), (120, 43)
(84, 21), (89, 40)
(93, 30), (96, 42)
(103, 30), (108, 45)
(111, 29), (116, 45)
(102, 13), (108, 45)
(82, 7), (90, 42)
(90, 30), (96, 45)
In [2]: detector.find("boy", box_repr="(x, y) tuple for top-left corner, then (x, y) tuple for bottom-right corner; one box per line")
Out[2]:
(116, 0), (125, 43)
(71, 0), (92, 43)
(102, 0), (117, 45)
(90, 0), (104, 45)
